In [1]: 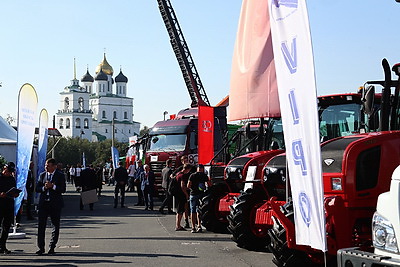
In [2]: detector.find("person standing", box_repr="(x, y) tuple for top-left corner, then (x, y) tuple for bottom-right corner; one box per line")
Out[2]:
(140, 165), (155, 211)
(95, 165), (104, 197)
(127, 161), (136, 192)
(69, 165), (76, 185)
(0, 162), (19, 254)
(36, 158), (66, 255)
(174, 164), (192, 231)
(159, 160), (173, 214)
(113, 161), (128, 208)
(80, 165), (97, 210)
(134, 160), (144, 206)
(25, 161), (35, 220)
(187, 164), (211, 233)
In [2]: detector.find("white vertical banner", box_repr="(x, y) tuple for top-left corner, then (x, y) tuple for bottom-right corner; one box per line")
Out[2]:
(15, 84), (38, 216)
(268, 0), (326, 251)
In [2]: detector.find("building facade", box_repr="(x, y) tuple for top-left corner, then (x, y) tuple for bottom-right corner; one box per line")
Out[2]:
(56, 55), (140, 142)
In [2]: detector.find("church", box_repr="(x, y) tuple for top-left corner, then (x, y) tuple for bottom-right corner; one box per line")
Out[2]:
(56, 54), (140, 143)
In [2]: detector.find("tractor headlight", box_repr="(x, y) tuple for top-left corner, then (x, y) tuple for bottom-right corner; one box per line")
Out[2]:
(373, 213), (398, 253)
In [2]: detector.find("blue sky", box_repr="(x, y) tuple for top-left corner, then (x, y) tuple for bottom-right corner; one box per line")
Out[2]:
(1, 1), (400, 129)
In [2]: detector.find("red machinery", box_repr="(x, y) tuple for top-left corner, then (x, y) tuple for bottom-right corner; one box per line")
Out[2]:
(200, 92), (369, 237)
(265, 59), (400, 266)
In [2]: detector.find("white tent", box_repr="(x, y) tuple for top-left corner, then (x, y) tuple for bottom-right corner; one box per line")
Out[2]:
(0, 116), (17, 162)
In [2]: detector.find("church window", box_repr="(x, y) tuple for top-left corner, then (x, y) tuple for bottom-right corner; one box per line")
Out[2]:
(64, 97), (69, 110)
(75, 118), (81, 129)
(66, 118), (70, 129)
(129, 129), (131, 134)
(84, 119), (89, 129)
(123, 86), (126, 95)
(115, 129), (117, 133)
(102, 110), (106, 118)
(59, 118), (64, 129)
(113, 111), (117, 119)
(105, 129), (108, 133)
(78, 97), (84, 111)
(124, 112), (128, 119)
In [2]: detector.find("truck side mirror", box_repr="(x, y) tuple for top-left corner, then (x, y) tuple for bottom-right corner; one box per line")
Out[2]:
(362, 85), (375, 116)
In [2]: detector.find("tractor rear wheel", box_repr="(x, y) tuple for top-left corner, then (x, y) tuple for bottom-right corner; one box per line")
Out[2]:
(227, 189), (269, 251)
(198, 183), (230, 233)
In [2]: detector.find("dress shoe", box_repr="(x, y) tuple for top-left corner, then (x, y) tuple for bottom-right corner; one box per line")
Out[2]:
(35, 249), (45, 255)
(121, 205), (126, 208)
(48, 248), (55, 255)
(144, 207), (148, 211)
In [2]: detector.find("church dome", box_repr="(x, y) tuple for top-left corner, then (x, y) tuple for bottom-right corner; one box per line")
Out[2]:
(115, 70), (128, 83)
(95, 68), (108, 81)
(95, 53), (113, 76)
(81, 69), (94, 82)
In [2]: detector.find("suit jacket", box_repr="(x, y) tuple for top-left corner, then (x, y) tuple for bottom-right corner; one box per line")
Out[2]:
(36, 169), (66, 209)
(114, 166), (128, 185)
(140, 170), (155, 191)
(80, 168), (97, 191)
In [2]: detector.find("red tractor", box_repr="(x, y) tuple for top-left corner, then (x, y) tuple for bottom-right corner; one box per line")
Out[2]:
(226, 91), (382, 250)
(200, 92), (369, 237)
(265, 59), (400, 266)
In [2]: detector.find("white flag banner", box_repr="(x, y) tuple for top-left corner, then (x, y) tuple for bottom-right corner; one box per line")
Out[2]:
(268, 0), (326, 251)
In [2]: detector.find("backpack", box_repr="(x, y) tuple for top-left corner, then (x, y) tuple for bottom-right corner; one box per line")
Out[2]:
(168, 177), (180, 196)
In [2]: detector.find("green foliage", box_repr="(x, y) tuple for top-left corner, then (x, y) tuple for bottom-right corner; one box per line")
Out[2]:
(47, 137), (128, 167)
(0, 155), (7, 169)
(140, 126), (150, 136)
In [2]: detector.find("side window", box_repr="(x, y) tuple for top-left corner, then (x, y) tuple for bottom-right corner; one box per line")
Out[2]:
(356, 146), (381, 191)
(189, 131), (197, 151)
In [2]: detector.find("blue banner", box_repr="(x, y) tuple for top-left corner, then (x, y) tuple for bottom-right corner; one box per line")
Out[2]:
(15, 84), (38, 216)
(111, 146), (119, 169)
(37, 109), (49, 185)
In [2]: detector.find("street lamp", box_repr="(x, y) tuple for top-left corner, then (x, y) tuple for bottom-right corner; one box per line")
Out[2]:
(163, 111), (168, 121)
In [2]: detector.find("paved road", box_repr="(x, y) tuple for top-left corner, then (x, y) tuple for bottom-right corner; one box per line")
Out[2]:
(2, 184), (275, 266)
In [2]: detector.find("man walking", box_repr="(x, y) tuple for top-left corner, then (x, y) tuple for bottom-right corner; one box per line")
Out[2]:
(36, 158), (66, 255)
(159, 159), (173, 214)
(113, 161), (128, 208)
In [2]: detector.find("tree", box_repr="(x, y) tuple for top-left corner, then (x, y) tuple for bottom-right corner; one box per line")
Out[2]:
(140, 126), (150, 136)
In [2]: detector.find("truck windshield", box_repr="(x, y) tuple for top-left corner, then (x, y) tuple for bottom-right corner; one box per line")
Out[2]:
(148, 134), (187, 151)
(319, 103), (360, 141)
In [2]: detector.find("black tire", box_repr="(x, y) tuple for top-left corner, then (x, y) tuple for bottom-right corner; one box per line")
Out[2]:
(198, 183), (230, 233)
(267, 200), (319, 267)
(227, 189), (269, 251)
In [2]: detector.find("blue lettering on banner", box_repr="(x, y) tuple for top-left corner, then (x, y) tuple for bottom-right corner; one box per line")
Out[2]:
(299, 192), (311, 227)
(292, 140), (307, 176)
(273, 0), (298, 8)
(281, 37), (297, 74)
(288, 89), (299, 125)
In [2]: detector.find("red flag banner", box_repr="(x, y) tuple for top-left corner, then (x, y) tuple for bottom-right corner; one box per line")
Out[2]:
(198, 106), (214, 164)
(229, 0), (280, 121)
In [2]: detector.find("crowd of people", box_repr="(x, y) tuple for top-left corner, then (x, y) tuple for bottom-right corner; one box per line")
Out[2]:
(0, 155), (212, 255)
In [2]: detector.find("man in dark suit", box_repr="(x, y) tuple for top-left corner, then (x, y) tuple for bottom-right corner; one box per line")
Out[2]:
(140, 164), (155, 211)
(36, 158), (66, 256)
(80, 165), (97, 210)
(113, 161), (128, 208)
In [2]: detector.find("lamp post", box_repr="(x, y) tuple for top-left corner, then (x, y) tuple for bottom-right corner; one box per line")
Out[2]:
(163, 111), (168, 121)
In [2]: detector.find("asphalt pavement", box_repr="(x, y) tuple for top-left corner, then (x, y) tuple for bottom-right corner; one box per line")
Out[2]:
(1, 184), (274, 266)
